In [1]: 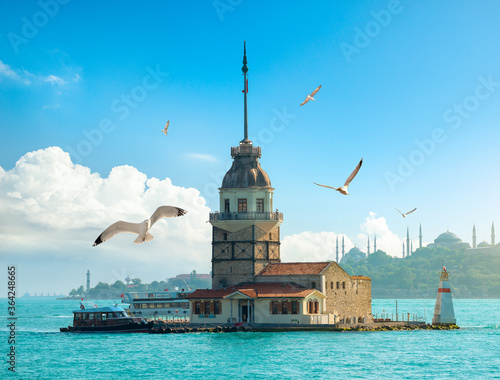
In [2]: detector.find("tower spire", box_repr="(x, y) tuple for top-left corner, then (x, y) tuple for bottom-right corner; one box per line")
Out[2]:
(242, 41), (249, 143)
(402, 242), (405, 258)
(374, 234), (377, 253)
(367, 236), (370, 255)
(492, 222), (495, 246)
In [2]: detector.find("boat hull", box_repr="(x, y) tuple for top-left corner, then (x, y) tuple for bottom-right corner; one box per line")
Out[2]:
(60, 321), (153, 333)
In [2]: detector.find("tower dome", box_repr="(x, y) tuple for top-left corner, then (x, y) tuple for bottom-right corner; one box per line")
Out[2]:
(221, 142), (271, 188)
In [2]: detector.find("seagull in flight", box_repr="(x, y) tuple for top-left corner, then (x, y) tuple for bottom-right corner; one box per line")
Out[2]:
(300, 85), (322, 106)
(162, 121), (169, 135)
(314, 159), (363, 195)
(92, 206), (187, 246)
(395, 207), (417, 218)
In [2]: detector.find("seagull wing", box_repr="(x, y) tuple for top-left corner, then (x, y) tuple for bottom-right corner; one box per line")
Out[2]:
(149, 206), (188, 227)
(313, 182), (339, 190)
(344, 159), (363, 187)
(405, 208), (417, 216)
(300, 97), (309, 106)
(310, 85), (322, 97)
(165, 121), (169, 130)
(395, 208), (404, 216)
(93, 221), (142, 246)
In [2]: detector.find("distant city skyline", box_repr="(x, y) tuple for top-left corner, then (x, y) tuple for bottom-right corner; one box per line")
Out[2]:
(1, 1), (500, 296)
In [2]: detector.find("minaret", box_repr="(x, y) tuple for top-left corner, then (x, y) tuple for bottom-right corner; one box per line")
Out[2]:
(336, 237), (339, 263)
(492, 222), (495, 246)
(406, 227), (410, 257)
(419, 223), (423, 249)
(209, 42), (283, 289)
(367, 236), (370, 255)
(432, 265), (457, 325)
(86, 270), (90, 293)
(472, 224), (477, 248)
(411, 241), (413, 255)
(402, 242), (405, 258)
(342, 236), (345, 259)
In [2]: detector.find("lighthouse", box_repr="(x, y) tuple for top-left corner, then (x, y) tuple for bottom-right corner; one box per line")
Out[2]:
(432, 266), (456, 325)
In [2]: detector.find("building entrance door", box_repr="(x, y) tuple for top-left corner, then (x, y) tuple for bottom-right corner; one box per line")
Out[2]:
(240, 305), (252, 323)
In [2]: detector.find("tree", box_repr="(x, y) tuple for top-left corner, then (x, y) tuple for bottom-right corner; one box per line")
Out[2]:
(131, 278), (142, 285)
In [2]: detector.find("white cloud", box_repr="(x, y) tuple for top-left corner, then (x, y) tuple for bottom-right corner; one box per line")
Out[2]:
(0, 60), (20, 80)
(185, 153), (217, 162)
(282, 231), (354, 262)
(43, 74), (66, 86)
(0, 60), (74, 87)
(0, 147), (213, 292)
(42, 104), (61, 110)
(356, 212), (403, 258)
(281, 212), (405, 263)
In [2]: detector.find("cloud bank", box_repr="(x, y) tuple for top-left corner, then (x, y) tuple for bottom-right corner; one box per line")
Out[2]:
(0, 147), (212, 292)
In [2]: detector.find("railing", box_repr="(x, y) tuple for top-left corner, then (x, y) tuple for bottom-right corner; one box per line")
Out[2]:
(231, 145), (261, 157)
(209, 211), (283, 222)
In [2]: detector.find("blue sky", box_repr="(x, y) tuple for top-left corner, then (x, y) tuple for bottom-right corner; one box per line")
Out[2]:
(1, 0), (500, 295)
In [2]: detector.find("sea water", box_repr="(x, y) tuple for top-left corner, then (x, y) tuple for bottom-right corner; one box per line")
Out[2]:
(2, 298), (499, 379)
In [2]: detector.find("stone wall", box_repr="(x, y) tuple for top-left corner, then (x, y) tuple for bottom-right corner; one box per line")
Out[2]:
(322, 263), (372, 323)
(212, 225), (281, 288)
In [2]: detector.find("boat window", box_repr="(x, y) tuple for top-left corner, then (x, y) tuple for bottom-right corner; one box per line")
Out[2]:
(88, 313), (94, 319)
(95, 313), (101, 320)
(82, 313), (89, 320)
(75, 313), (82, 320)
(121, 312), (128, 317)
(102, 313), (107, 321)
(113, 313), (121, 318)
(141, 304), (147, 309)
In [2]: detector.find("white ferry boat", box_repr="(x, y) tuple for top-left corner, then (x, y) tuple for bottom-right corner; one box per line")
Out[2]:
(124, 290), (192, 323)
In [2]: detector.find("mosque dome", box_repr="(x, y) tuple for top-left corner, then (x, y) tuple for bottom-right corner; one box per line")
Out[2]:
(221, 143), (272, 189)
(477, 241), (491, 248)
(343, 247), (367, 262)
(434, 231), (462, 244)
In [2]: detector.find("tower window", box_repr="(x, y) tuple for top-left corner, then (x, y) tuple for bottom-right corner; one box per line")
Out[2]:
(238, 199), (247, 213)
(224, 199), (230, 212)
(223, 233), (228, 241)
(256, 198), (264, 212)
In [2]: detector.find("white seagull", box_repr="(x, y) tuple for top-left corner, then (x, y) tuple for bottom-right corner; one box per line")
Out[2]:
(314, 159), (363, 195)
(300, 85), (322, 106)
(92, 206), (187, 246)
(395, 207), (417, 218)
(162, 121), (169, 135)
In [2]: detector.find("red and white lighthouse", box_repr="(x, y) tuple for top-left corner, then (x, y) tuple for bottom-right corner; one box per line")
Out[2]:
(432, 266), (456, 325)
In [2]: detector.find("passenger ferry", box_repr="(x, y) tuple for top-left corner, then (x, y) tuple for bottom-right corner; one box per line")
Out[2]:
(124, 290), (192, 323)
(60, 305), (153, 333)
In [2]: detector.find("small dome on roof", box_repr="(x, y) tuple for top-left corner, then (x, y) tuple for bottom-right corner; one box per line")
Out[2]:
(477, 241), (491, 248)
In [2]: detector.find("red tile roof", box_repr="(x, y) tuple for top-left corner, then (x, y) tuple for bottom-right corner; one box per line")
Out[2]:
(188, 282), (322, 299)
(351, 275), (371, 281)
(258, 262), (331, 276)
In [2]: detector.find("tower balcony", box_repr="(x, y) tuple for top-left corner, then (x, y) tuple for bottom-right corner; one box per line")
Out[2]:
(209, 211), (283, 222)
(231, 145), (261, 158)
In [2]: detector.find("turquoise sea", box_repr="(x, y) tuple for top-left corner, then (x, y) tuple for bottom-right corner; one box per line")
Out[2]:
(2, 298), (500, 379)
